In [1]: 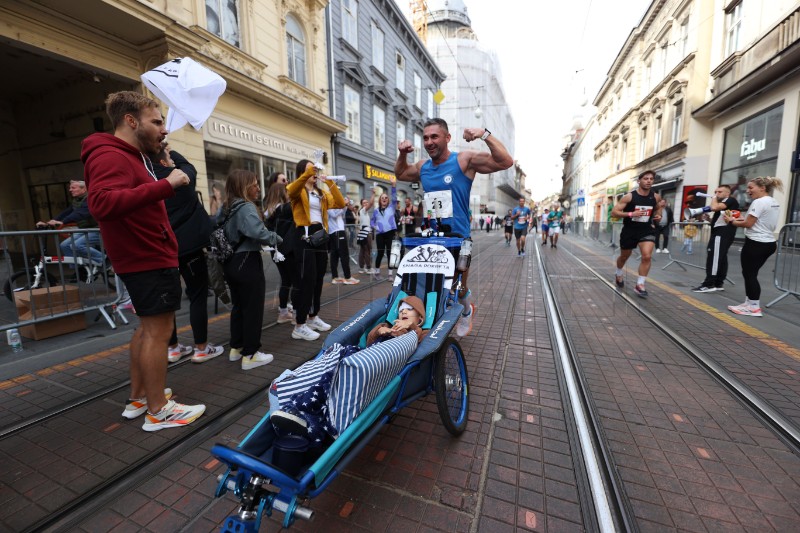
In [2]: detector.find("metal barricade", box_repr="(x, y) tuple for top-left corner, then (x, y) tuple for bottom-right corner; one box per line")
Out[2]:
(767, 223), (800, 308)
(660, 222), (736, 285)
(0, 227), (126, 335)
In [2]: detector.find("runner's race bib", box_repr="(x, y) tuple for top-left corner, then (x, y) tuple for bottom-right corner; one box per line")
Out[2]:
(631, 205), (653, 223)
(424, 190), (454, 218)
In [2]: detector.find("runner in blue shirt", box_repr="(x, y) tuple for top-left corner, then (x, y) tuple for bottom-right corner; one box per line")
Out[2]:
(395, 118), (513, 337)
(511, 197), (532, 257)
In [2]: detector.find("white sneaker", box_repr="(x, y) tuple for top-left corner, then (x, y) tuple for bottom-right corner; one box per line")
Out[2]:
(307, 315), (331, 331)
(277, 308), (295, 324)
(343, 277), (360, 285)
(229, 347), (242, 361)
(191, 343), (224, 363)
(242, 351), (274, 370)
(292, 324), (320, 341)
(122, 388), (172, 419)
(331, 277), (344, 284)
(655, 249), (661, 254)
(167, 343), (193, 363)
(358, 269), (365, 274)
(142, 399), (206, 432)
(455, 304), (475, 337)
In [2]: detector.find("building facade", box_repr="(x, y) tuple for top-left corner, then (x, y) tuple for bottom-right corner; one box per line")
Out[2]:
(0, 0), (343, 232)
(327, 0), (444, 208)
(419, 0), (519, 216)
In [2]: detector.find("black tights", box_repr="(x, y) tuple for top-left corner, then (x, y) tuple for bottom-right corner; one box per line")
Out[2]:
(740, 238), (776, 301)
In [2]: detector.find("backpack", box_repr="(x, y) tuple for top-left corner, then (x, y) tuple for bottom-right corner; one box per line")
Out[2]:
(208, 201), (246, 263)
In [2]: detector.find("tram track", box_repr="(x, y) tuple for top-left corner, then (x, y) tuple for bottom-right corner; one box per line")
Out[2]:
(8, 241), (496, 532)
(535, 239), (800, 532)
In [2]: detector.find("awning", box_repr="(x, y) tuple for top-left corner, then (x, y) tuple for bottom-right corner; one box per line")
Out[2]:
(652, 178), (682, 189)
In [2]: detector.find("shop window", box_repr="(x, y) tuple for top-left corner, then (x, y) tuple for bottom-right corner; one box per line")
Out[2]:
(206, 0), (240, 47)
(342, 0), (358, 49)
(286, 15), (306, 86)
(344, 85), (361, 143)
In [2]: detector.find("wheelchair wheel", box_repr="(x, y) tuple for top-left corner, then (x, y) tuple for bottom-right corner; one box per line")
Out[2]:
(3, 270), (59, 301)
(434, 338), (469, 435)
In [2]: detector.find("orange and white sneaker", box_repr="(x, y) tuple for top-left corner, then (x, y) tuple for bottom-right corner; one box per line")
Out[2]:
(168, 344), (193, 363)
(122, 388), (173, 419)
(142, 399), (206, 432)
(191, 343), (224, 363)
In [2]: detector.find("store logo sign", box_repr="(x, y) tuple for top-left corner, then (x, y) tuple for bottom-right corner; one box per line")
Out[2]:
(741, 138), (766, 161)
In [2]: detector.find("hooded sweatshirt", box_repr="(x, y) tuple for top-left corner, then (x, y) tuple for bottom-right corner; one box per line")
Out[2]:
(80, 133), (178, 274)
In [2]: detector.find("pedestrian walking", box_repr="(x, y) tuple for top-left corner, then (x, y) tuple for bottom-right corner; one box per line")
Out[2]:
(82, 90), (205, 431)
(220, 170), (281, 369)
(611, 170), (662, 298)
(725, 177), (783, 317)
(356, 192), (376, 274)
(329, 197), (360, 285)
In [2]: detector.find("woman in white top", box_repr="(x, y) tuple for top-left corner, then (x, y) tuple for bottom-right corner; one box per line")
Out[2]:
(724, 176), (783, 317)
(357, 190), (376, 274)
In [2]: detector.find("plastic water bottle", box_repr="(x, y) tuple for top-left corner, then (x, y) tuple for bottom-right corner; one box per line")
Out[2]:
(7, 329), (22, 353)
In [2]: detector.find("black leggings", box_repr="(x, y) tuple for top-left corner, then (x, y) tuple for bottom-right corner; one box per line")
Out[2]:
(170, 249), (209, 346)
(224, 252), (265, 356)
(374, 230), (395, 269)
(274, 252), (295, 309)
(740, 238), (776, 301)
(293, 225), (328, 324)
(329, 230), (351, 278)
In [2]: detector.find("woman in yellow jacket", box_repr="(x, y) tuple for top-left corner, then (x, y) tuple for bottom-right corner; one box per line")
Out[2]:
(287, 160), (346, 341)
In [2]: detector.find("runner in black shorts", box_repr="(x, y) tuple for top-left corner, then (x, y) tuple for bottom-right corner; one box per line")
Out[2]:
(502, 209), (513, 246)
(611, 170), (662, 298)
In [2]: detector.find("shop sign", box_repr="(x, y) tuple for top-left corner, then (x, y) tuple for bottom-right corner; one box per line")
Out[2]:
(205, 114), (317, 160)
(615, 183), (629, 194)
(364, 164), (396, 183)
(606, 188), (614, 195)
(740, 138), (766, 160)
(410, 182), (420, 189)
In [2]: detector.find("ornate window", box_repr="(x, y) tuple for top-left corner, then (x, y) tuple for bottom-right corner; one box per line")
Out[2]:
(342, 0), (358, 48)
(396, 53), (405, 92)
(397, 121), (406, 149)
(671, 102), (683, 145)
(725, 1), (743, 57)
(286, 15), (306, 86)
(373, 105), (386, 154)
(345, 85), (361, 143)
(371, 22), (384, 72)
(206, 0), (240, 47)
(414, 73), (422, 108)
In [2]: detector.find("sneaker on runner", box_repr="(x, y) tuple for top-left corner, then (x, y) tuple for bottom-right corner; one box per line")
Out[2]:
(191, 343), (224, 363)
(455, 304), (475, 337)
(229, 347), (243, 361)
(167, 343), (193, 363)
(242, 351), (274, 370)
(615, 275), (624, 289)
(633, 284), (648, 298)
(277, 308), (295, 324)
(142, 399), (206, 432)
(122, 388), (173, 419)
(292, 324), (320, 341)
(343, 277), (360, 285)
(307, 315), (331, 331)
(691, 285), (718, 293)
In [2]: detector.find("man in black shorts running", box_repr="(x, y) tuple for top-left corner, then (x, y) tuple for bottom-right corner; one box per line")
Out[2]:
(611, 170), (662, 298)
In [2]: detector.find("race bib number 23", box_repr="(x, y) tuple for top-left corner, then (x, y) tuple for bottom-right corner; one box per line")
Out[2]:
(424, 190), (454, 218)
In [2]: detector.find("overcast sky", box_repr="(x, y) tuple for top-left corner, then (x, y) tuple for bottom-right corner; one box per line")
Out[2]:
(398, 0), (651, 197)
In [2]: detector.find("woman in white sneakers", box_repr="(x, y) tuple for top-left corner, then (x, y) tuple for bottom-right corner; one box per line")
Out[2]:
(725, 176), (783, 317)
(220, 170), (281, 368)
(287, 160), (347, 341)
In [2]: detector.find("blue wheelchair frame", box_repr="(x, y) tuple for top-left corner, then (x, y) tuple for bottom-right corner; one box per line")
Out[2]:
(211, 237), (470, 531)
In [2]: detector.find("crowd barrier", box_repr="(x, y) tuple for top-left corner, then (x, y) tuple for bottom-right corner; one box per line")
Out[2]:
(659, 222), (735, 285)
(767, 223), (800, 308)
(1, 228), (127, 337)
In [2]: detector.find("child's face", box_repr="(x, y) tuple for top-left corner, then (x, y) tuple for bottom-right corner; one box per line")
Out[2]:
(397, 307), (422, 326)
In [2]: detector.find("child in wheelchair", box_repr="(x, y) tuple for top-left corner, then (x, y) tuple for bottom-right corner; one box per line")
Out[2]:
(269, 296), (428, 447)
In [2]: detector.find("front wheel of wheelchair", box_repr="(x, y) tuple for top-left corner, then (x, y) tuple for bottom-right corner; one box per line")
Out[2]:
(3, 271), (59, 301)
(434, 338), (469, 435)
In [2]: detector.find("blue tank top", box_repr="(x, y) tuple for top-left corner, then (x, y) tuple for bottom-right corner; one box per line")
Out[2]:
(420, 152), (473, 237)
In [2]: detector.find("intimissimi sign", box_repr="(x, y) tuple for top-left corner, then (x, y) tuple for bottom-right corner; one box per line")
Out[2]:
(204, 114), (316, 160)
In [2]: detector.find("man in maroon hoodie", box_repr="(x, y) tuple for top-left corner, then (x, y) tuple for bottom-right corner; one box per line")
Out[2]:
(81, 91), (205, 432)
